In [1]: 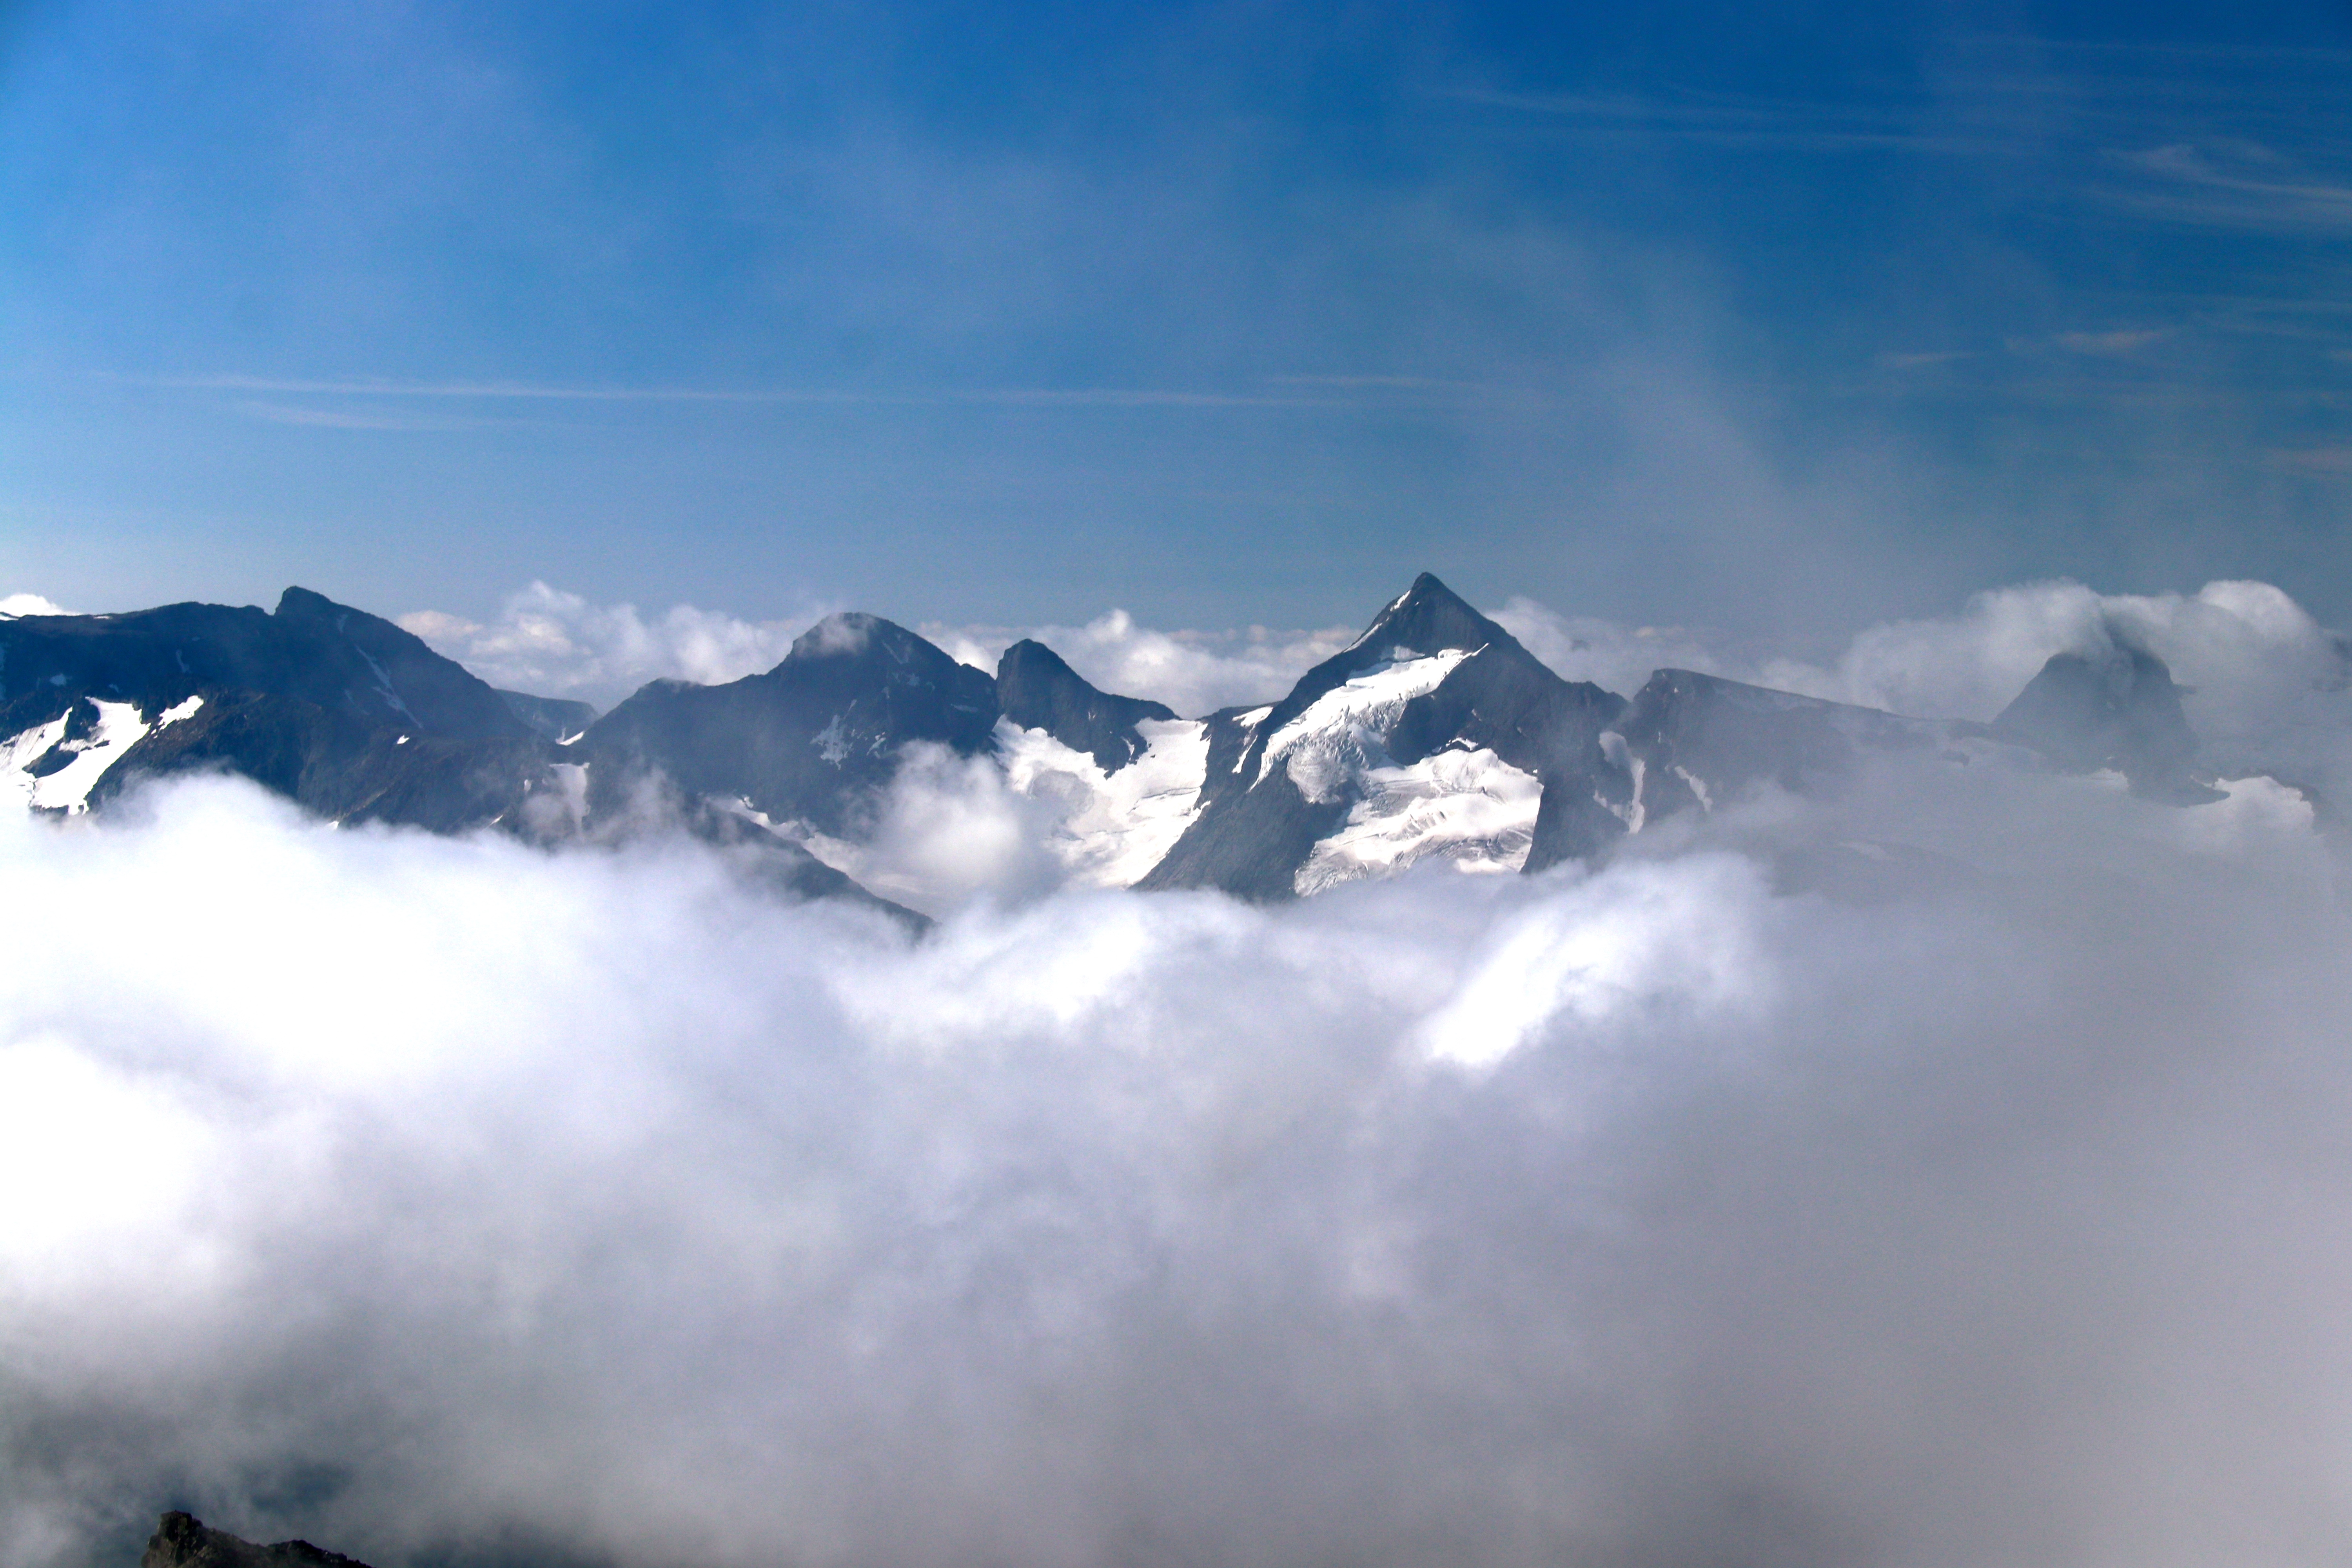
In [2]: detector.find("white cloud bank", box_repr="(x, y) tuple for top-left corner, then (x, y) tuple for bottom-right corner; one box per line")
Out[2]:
(399, 589), (1354, 717)
(397, 584), (824, 706)
(5, 738), (2352, 1568)
(923, 610), (1357, 718)
(0, 595), (72, 619)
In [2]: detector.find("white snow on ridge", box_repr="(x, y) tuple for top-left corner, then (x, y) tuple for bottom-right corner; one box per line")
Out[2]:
(18, 701), (153, 814)
(1294, 746), (1543, 895)
(1227, 707), (1272, 774)
(1257, 649), (1472, 801)
(998, 717), (1210, 887)
(4, 697), (200, 817)
(3, 717), (71, 810)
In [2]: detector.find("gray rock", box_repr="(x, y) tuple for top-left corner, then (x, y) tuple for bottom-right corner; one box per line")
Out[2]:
(578, 613), (999, 837)
(140, 1513), (369, 1568)
(995, 639), (1174, 771)
(1991, 642), (2223, 802)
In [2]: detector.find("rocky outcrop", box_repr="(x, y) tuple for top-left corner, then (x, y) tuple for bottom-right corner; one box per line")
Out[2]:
(995, 639), (1175, 771)
(1992, 641), (2222, 802)
(140, 1513), (370, 1568)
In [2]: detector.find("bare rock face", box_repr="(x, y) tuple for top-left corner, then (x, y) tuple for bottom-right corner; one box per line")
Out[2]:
(995, 638), (1176, 771)
(140, 1514), (370, 1568)
(1991, 641), (2224, 802)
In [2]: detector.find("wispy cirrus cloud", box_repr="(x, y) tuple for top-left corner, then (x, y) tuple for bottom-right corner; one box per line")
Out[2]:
(2265, 446), (2352, 478)
(229, 399), (522, 432)
(2102, 140), (2352, 233)
(118, 372), (1368, 412)
(2050, 328), (2168, 356)
(1440, 85), (2022, 156)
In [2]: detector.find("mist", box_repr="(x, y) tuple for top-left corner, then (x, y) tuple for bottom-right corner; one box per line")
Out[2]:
(7, 594), (2352, 1568)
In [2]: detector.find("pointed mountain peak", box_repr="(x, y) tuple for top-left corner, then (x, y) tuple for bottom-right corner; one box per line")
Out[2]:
(1399, 570), (1463, 605)
(790, 611), (889, 659)
(996, 639), (1176, 770)
(272, 585), (344, 622)
(998, 637), (1080, 682)
(1348, 572), (1508, 660)
(272, 587), (431, 652)
(1992, 638), (2213, 798)
(783, 611), (958, 672)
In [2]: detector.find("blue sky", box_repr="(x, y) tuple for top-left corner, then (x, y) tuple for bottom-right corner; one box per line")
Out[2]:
(3, 0), (2349, 645)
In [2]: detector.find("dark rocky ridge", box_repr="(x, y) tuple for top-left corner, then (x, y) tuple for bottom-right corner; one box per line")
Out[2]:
(1, 589), (556, 831)
(141, 1513), (369, 1568)
(0, 589), (530, 745)
(995, 638), (1175, 771)
(83, 693), (553, 833)
(577, 612), (1000, 836)
(7, 578), (2239, 914)
(1, 590), (925, 927)
(1526, 671), (1959, 871)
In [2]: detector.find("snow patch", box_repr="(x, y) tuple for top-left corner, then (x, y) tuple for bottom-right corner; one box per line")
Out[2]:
(353, 646), (417, 725)
(16, 701), (153, 814)
(1229, 707), (1272, 773)
(996, 718), (1210, 887)
(1294, 746), (1543, 895)
(2, 717), (71, 809)
(1256, 650), (1472, 802)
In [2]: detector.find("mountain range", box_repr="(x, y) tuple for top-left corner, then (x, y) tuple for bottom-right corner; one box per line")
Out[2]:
(0, 572), (2239, 920)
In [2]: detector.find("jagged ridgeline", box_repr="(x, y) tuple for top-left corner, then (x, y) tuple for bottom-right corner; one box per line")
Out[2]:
(1, 574), (2227, 912)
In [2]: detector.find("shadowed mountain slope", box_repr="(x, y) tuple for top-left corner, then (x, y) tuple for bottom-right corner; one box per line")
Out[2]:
(577, 612), (1000, 836)
(995, 638), (1177, 771)
(1992, 642), (2221, 802)
(1527, 670), (1959, 871)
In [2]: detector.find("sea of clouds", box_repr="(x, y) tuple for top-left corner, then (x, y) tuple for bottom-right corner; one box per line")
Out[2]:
(8, 580), (2352, 1568)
